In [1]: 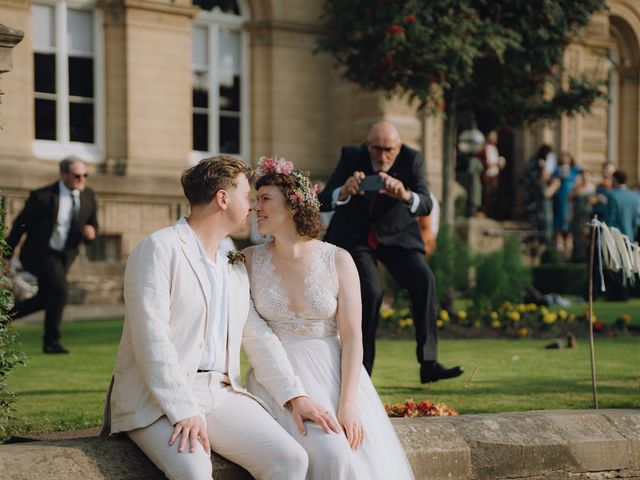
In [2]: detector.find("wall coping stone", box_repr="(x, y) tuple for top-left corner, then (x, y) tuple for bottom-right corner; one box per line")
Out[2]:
(1, 409), (639, 479)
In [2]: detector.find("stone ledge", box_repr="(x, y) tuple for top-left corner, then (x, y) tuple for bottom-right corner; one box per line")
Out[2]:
(1, 410), (639, 479)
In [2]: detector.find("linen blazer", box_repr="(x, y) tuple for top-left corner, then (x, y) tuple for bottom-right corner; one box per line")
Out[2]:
(318, 144), (433, 252)
(104, 218), (306, 434)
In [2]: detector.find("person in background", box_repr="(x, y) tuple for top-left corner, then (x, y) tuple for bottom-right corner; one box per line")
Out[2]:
(318, 121), (463, 384)
(592, 161), (616, 221)
(606, 170), (639, 240)
(5, 156), (98, 354)
(547, 151), (582, 256)
(479, 130), (506, 218)
(569, 169), (595, 262)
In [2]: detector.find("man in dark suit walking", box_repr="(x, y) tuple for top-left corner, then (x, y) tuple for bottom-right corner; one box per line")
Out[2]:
(319, 122), (463, 383)
(5, 156), (98, 353)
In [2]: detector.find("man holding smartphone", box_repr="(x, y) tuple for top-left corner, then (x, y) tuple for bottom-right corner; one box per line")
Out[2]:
(319, 122), (463, 383)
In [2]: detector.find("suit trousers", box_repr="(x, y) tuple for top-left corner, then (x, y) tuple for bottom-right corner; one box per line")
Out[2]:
(350, 245), (438, 373)
(12, 249), (71, 345)
(128, 372), (308, 480)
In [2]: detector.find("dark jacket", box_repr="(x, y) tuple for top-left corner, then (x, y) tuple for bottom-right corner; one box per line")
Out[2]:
(318, 144), (432, 252)
(6, 182), (98, 270)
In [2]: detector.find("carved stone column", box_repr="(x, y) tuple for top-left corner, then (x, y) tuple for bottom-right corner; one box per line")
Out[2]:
(0, 23), (23, 74)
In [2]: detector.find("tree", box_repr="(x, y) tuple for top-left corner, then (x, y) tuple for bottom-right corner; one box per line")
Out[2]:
(317, 0), (607, 223)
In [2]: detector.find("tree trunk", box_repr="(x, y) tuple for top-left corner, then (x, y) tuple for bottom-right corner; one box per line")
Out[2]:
(441, 98), (457, 226)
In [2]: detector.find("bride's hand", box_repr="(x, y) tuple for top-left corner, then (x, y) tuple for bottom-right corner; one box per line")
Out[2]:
(337, 404), (365, 450)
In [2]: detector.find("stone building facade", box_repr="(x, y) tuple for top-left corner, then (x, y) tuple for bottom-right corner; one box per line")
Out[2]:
(0, 0), (638, 303)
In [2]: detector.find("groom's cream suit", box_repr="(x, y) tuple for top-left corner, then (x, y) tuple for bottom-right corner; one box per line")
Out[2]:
(103, 218), (309, 479)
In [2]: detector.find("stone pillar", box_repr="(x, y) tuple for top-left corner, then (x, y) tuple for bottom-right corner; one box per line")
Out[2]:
(0, 23), (23, 74)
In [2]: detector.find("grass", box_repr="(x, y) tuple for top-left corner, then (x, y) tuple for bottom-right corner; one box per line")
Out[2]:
(4, 315), (639, 437)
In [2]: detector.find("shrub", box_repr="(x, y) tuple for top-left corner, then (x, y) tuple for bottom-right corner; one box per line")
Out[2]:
(532, 263), (588, 295)
(0, 207), (25, 439)
(430, 222), (472, 304)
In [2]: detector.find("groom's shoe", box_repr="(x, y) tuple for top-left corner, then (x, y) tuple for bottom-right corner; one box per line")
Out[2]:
(420, 361), (463, 383)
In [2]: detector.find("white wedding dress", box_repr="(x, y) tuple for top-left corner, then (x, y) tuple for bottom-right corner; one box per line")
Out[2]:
(247, 241), (414, 480)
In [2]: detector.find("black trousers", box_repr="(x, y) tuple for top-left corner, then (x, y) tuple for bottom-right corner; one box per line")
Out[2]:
(12, 250), (72, 345)
(350, 245), (438, 374)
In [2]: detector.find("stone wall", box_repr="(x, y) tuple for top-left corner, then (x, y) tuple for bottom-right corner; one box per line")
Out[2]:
(1, 410), (639, 479)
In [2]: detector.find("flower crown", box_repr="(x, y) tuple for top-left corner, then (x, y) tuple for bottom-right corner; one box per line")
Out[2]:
(256, 156), (321, 211)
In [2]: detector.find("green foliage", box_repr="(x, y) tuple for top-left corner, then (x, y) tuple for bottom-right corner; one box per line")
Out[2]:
(533, 263), (589, 295)
(318, 0), (607, 128)
(0, 207), (25, 439)
(469, 236), (532, 311)
(430, 223), (472, 304)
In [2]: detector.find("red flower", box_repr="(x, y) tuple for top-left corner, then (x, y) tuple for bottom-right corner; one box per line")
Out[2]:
(594, 321), (606, 332)
(404, 15), (416, 24)
(388, 24), (404, 34)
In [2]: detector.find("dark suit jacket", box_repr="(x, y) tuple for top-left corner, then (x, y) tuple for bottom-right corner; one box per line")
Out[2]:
(6, 181), (98, 271)
(319, 144), (432, 252)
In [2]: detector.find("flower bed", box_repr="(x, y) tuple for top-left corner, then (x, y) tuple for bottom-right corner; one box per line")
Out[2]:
(378, 300), (635, 339)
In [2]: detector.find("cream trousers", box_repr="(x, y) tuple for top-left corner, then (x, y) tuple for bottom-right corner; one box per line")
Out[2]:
(127, 372), (308, 480)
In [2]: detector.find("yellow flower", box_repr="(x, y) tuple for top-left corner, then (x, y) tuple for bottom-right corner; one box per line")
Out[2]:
(527, 303), (537, 311)
(590, 314), (597, 324)
(543, 313), (557, 325)
(508, 311), (521, 322)
(380, 306), (395, 320)
(490, 311), (499, 320)
(558, 310), (568, 320)
(399, 307), (410, 318)
(622, 314), (632, 323)
(437, 319), (444, 328)
(439, 309), (450, 321)
(569, 313), (575, 321)
(398, 318), (413, 328)
(518, 304), (527, 312)
(457, 310), (467, 320)
(518, 327), (528, 337)
(490, 319), (502, 329)
(540, 306), (548, 315)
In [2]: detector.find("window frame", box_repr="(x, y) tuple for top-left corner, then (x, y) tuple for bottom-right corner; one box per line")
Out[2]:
(32, 0), (105, 163)
(190, 2), (250, 164)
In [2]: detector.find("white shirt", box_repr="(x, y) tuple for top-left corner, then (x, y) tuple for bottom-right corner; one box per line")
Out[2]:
(49, 181), (80, 252)
(190, 227), (229, 373)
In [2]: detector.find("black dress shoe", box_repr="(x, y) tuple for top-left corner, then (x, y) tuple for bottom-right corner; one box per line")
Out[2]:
(420, 362), (463, 383)
(43, 343), (69, 354)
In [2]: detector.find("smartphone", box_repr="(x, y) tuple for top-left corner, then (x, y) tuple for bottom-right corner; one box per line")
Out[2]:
(358, 175), (385, 192)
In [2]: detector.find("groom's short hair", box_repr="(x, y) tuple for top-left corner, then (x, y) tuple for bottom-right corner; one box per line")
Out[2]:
(181, 156), (252, 206)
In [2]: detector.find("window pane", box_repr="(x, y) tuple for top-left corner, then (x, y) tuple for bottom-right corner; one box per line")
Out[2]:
(32, 4), (55, 50)
(35, 99), (57, 140)
(219, 74), (240, 112)
(69, 57), (94, 97)
(192, 26), (208, 67)
(193, 113), (209, 151)
(34, 53), (56, 94)
(219, 115), (239, 154)
(193, 71), (209, 108)
(70, 102), (94, 143)
(68, 9), (94, 55)
(193, 0), (240, 15)
(219, 29), (240, 87)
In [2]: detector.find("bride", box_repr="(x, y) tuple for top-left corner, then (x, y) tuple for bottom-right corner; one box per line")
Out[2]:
(242, 157), (414, 479)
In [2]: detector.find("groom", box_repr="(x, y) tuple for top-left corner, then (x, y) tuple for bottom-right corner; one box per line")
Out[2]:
(103, 156), (339, 479)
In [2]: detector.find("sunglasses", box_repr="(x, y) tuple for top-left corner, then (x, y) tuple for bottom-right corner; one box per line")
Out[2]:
(369, 144), (397, 154)
(72, 173), (89, 180)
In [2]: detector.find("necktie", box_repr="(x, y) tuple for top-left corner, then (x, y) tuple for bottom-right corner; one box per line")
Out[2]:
(64, 193), (80, 254)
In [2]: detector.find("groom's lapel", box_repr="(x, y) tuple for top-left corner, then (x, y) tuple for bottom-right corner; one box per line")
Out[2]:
(175, 219), (211, 308)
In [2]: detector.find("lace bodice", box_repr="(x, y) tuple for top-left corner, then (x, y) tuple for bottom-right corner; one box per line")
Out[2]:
(250, 241), (339, 340)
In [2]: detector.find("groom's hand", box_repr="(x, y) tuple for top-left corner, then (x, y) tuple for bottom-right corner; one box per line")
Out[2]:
(289, 396), (340, 436)
(169, 415), (211, 454)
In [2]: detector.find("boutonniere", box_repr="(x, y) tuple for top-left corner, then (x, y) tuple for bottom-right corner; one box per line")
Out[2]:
(227, 250), (246, 266)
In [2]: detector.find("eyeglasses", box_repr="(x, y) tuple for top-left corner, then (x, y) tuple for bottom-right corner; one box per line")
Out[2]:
(369, 144), (397, 154)
(72, 173), (89, 180)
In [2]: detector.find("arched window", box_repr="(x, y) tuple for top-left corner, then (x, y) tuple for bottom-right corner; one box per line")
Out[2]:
(191, 0), (248, 162)
(31, 0), (104, 162)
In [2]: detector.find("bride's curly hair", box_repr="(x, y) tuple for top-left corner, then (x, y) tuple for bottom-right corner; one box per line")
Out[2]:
(256, 173), (325, 238)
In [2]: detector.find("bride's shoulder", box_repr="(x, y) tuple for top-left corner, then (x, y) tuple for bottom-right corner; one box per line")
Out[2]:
(241, 245), (258, 268)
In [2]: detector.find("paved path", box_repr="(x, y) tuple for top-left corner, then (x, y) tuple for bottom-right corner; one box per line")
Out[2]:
(13, 304), (125, 325)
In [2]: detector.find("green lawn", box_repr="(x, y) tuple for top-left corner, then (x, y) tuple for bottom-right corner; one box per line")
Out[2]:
(5, 317), (639, 437)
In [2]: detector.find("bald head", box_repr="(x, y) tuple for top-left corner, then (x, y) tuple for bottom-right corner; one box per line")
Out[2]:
(366, 121), (402, 172)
